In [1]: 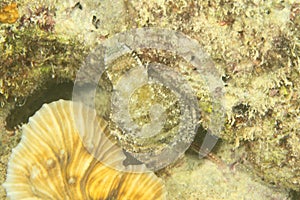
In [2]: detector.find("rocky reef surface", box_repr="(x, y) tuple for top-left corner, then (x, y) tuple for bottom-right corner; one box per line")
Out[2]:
(0, 0), (299, 199)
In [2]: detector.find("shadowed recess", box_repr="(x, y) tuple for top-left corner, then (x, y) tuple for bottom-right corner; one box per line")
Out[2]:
(5, 80), (73, 130)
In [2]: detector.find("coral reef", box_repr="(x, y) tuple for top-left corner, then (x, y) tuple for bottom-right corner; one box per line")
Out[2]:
(126, 0), (300, 191)
(0, 0), (300, 199)
(0, 2), (88, 107)
(162, 148), (290, 199)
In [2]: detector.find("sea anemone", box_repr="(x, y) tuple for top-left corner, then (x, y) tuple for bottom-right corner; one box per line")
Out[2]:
(3, 100), (166, 199)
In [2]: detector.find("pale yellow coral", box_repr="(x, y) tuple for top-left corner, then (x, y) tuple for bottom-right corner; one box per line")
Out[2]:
(3, 100), (166, 200)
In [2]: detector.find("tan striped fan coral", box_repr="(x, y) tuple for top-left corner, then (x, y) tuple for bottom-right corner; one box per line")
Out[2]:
(3, 100), (166, 200)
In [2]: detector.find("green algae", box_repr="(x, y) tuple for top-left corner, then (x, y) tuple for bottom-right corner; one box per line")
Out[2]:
(0, 25), (87, 104)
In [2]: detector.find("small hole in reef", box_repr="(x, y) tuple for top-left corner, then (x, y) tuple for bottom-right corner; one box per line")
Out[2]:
(5, 79), (74, 130)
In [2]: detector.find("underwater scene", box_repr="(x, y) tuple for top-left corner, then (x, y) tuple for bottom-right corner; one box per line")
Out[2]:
(0, 0), (300, 199)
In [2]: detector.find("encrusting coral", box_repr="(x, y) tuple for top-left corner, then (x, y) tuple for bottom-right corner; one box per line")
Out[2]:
(3, 100), (166, 199)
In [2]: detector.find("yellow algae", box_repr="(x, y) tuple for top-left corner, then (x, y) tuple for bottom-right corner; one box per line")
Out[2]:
(0, 3), (19, 24)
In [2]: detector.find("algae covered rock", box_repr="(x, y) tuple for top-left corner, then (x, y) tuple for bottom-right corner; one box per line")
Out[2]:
(1, 0), (300, 198)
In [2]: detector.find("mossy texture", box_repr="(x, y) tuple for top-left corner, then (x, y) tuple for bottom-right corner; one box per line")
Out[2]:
(126, 0), (300, 191)
(0, 26), (87, 105)
(0, 0), (300, 199)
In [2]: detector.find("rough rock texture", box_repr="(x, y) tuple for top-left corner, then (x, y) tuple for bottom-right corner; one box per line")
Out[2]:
(1, 0), (300, 199)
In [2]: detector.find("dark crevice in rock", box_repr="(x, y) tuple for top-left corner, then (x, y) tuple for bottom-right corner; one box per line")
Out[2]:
(5, 79), (74, 130)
